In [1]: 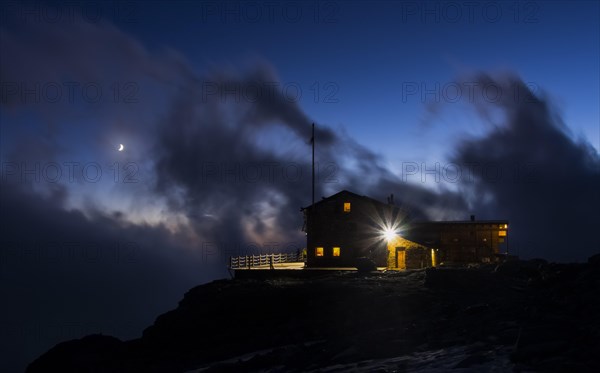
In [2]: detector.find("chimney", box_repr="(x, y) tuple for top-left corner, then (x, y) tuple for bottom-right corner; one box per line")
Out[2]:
(470, 215), (475, 221)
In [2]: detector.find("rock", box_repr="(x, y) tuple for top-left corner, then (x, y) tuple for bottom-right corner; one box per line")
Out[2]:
(588, 253), (600, 266)
(454, 353), (492, 368)
(523, 258), (548, 268)
(494, 260), (522, 276)
(512, 340), (568, 362)
(26, 334), (123, 373)
(424, 267), (496, 292)
(464, 303), (490, 315)
(495, 260), (537, 279)
(26, 261), (600, 372)
(354, 257), (377, 272)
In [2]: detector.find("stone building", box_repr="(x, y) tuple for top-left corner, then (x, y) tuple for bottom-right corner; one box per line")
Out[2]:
(301, 190), (508, 269)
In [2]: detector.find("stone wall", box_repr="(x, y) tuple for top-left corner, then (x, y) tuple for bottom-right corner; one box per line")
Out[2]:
(387, 236), (433, 269)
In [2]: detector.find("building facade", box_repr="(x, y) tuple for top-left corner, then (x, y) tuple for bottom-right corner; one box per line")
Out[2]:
(302, 190), (509, 269)
(404, 219), (509, 265)
(302, 190), (398, 267)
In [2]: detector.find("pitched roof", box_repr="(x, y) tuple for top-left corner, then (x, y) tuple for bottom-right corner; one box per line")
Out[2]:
(410, 219), (509, 225)
(301, 190), (508, 225)
(301, 189), (391, 210)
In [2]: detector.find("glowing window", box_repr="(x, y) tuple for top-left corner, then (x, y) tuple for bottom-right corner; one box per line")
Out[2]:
(332, 247), (341, 256)
(315, 247), (324, 256)
(498, 230), (507, 237)
(343, 202), (351, 212)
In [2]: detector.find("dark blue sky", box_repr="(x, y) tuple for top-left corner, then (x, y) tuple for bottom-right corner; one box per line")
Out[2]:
(1, 1), (599, 371)
(112, 0), (599, 164)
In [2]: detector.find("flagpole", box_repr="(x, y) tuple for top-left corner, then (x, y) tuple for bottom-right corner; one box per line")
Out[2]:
(312, 123), (315, 206)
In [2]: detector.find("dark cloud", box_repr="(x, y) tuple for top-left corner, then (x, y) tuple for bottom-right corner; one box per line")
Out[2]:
(151, 65), (470, 250)
(449, 73), (600, 261)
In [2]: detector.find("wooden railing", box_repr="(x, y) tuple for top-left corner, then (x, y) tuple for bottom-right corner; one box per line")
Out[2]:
(229, 252), (304, 269)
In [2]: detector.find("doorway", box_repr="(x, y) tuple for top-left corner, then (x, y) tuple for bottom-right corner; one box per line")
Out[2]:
(395, 247), (406, 269)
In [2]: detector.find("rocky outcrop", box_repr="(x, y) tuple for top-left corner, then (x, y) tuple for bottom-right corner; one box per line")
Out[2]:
(27, 255), (600, 372)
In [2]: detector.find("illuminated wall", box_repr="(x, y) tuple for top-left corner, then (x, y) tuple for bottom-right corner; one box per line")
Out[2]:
(385, 235), (434, 270)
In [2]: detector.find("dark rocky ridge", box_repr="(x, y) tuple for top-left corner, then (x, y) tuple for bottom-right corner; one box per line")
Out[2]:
(27, 256), (600, 372)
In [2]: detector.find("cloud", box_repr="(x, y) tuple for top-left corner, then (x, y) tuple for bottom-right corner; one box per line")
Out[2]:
(449, 73), (600, 261)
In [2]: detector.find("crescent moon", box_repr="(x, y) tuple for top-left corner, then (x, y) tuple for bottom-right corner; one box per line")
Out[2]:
(118, 144), (124, 151)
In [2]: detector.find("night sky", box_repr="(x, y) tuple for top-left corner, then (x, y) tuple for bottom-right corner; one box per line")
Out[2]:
(1, 1), (599, 371)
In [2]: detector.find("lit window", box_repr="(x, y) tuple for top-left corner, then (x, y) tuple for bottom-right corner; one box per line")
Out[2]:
(498, 230), (507, 237)
(504, 224), (508, 229)
(343, 202), (351, 212)
(315, 247), (324, 256)
(332, 247), (340, 256)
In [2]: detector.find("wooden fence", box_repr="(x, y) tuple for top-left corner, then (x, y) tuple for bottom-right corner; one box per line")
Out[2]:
(229, 252), (304, 269)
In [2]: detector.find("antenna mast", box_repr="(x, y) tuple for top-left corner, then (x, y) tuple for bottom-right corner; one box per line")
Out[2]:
(312, 123), (315, 206)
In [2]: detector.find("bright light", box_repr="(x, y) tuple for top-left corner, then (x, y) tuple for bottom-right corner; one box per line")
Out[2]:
(383, 228), (396, 242)
(361, 203), (407, 247)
